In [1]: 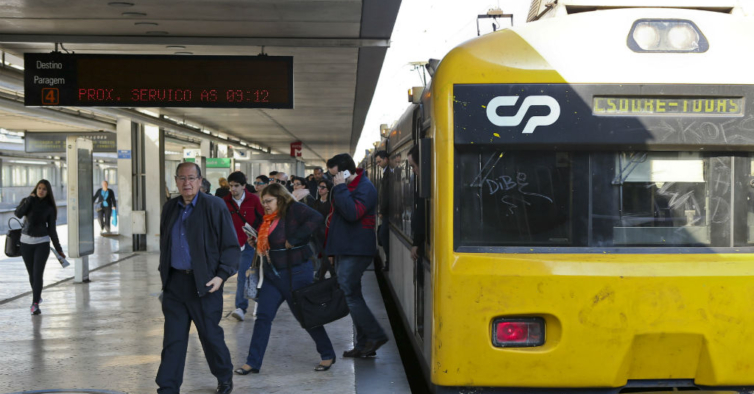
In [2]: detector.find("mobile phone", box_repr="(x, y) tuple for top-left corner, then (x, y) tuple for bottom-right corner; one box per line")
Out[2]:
(342, 170), (351, 179)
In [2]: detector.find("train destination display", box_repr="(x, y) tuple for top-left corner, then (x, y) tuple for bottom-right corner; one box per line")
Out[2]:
(593, 97), (743, 116)
(24, 53), (294, 108)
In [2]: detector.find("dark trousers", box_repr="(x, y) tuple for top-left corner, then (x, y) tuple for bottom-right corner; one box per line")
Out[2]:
(246, 260), (335, 369)
(156, 269), (233, 394)
(378, 222), (389, 269)
(336, 255), (387, 350)
(20, 242), (50, 304)
(98, 206), (112, 231)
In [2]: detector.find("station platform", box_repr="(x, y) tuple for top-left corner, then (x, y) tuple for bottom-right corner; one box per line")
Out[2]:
(0, 227), (410, 394)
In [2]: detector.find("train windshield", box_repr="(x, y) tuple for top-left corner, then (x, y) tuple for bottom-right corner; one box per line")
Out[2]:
(456, 149), (754, 249)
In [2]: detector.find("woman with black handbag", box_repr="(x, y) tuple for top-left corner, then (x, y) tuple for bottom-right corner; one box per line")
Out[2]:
(15, 179), (65, 315)
(234, 183), (336, 375)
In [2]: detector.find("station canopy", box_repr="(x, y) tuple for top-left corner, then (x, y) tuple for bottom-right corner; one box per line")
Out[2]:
(0, 0), (401, 164)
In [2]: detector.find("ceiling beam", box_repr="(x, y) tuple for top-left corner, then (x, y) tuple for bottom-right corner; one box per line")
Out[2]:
(0, 35), (390, 48)
(0, 95), (115, 131)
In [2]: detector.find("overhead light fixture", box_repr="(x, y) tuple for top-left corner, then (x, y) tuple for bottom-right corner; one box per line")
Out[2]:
(9, 160), (44, 165)
(122, 12), (147, 17)
(108, 2), (134, 6)
(146, 31), (169, 35)
(174, 52), (193, 55)
(135, 22), (158, 26)
(167, 45), (185, 49)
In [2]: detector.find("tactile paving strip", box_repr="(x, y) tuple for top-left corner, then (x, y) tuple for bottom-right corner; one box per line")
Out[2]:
(8, 390), (128, 394)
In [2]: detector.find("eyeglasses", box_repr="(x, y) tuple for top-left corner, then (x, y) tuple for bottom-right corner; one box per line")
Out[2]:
(254, 182), (267, 186)
(176, 176), (199, 182)
(318, 185), (327, 190)
(261, 198), (276, 205)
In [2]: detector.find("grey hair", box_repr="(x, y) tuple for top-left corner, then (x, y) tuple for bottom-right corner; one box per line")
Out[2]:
(175, 162), (202, 178)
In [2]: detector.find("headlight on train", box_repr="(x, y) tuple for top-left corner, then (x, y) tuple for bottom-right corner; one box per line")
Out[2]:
(492, 317), (545, 348)
(628, 19), (708, 53)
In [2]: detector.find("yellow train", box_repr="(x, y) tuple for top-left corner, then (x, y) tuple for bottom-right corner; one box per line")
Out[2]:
(365, 1), (754, 393)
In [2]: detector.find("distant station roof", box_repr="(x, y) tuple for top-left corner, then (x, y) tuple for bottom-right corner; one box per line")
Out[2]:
(0, 0), (402, 163)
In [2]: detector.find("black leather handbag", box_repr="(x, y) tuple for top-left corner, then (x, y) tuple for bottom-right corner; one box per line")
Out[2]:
(5, 217), (23, 258)
(287, 257), (349, 330)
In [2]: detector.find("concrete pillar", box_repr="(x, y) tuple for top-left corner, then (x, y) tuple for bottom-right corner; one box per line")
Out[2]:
(116, 117), (133, 253)
(144, 125), (164, 253)
(199, 139), (211, 176)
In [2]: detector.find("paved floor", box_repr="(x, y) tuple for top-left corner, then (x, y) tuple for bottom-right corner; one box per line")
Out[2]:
(0, 222), (124, 304)
(0, 227), (410, 394)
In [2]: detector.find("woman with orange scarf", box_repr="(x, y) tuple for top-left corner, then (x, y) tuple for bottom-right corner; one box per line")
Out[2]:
(235, 183), (336, 375)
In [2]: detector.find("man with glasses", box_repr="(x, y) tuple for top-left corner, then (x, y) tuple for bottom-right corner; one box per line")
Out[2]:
(224, 171), (264, 322)
(276, 172), (293, 193)
(156, 162), (240, 394)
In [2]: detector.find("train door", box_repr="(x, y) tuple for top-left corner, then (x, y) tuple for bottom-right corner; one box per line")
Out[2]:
(414, 118), (431, 343)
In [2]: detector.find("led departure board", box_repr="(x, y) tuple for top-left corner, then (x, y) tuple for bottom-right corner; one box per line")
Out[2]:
(593, 97), (743, 116)
(24, 53), (293, 108)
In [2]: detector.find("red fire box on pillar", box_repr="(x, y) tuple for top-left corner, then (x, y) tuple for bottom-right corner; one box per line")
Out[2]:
(290, 141), (302, 157)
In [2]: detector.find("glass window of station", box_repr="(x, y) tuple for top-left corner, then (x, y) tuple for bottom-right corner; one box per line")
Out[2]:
(456, 149), (754, 249)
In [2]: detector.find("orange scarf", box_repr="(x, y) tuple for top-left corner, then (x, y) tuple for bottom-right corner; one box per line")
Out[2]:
(256, 212), (278, 256)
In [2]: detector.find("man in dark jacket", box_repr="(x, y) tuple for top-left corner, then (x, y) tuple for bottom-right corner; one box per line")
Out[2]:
(324, 153), (388, 358)
(156, 162), (240, 394)
(374, 150), (390, 269)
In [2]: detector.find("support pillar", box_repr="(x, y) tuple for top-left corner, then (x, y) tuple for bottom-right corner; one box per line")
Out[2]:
(144, 125), (165, 253)
(116, 117), (134, 252)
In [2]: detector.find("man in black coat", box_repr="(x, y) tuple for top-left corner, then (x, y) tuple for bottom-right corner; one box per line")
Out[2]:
(156, 162), (240, 394)
(374, 151), (390, 269)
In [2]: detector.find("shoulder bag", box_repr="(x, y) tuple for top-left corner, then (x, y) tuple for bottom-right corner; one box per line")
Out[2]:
(287, 254), (350, 330)
(5, 217), (23, 258)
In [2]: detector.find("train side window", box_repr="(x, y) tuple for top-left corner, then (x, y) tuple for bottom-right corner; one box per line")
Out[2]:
(456, 149), (573, 247)
(28, 166), (42, 186)
(104, 168), (118, 184)
(12, 166), (27, 187)
(2, 165), (11, 187)
(388, 147), (416, 241)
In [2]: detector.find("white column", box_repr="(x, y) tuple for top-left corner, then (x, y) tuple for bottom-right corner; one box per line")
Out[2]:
(116, 117), (133, 252)
(144, 125), (164, 253)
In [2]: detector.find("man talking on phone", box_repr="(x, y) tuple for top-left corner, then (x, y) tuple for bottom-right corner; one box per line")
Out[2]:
(324, 153), (389, 358)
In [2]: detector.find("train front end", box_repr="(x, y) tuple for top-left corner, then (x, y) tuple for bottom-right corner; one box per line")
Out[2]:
(431, 5), (754, 392)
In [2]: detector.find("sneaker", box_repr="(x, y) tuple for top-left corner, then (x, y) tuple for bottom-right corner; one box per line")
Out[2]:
(231, 308), (245, 321)
(30, 303), (41, 315)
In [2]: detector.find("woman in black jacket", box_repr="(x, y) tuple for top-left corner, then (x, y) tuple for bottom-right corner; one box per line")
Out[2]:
(235, 183), (336, 375)
(15, 179), (65, 315)
(93, 180), (117, 234)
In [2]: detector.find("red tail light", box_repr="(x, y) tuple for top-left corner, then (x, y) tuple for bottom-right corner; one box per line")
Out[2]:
(492, 318), (545, 347)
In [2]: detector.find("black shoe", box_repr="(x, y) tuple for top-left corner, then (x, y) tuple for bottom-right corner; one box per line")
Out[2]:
(30, 303), (41, 315)
(359, 338), (388, 356)
(216, 379), (233, 394)
(234, 365), (259, 375)
(343, 348), (376, 358)
(314, 355), (336, 372)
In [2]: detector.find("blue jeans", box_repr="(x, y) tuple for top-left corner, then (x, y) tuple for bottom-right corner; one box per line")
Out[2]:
(336, 255), (387, 350)
(235, 246), (255, 312)
(245, 260), (335, 369)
